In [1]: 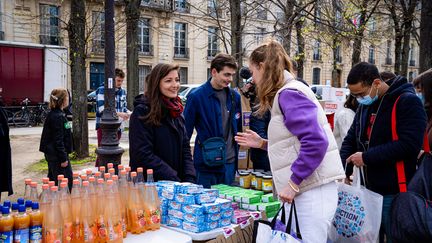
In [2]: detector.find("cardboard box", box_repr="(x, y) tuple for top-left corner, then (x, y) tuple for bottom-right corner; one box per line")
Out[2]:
(323, 101), (345, 113)
(238, 93), (252, 169)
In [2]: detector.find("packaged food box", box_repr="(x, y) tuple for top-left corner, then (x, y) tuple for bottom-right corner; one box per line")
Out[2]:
(221, 209), (233, 219)
(219, 217), (231, 227)
(241, 195), (261, 204)
(182, 221), (205, 233)
(205, 221), (219, 231)
(168, 217), (183, 228)
(168, 209), (183, 219)
(169, 201), (182, 210)
(175, 193), (195, 205)
(202, 202), (221, 214)
(204, 212), (221, 222)
(215, 198), (232, 211)
(204, 189), (219, 198)
(161, 188), (174, 200)
(195, 193), (216, 204)
(261, 194), (276, 203)
(182, 204), (204, 215)
(183, 213), (205, 224)
(258, 201), (281, 212)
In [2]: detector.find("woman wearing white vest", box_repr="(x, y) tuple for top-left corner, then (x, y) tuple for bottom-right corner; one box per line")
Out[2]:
(235, 40), (345, 242)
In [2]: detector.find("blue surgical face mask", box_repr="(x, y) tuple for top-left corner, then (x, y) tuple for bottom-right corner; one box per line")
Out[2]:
(416, 92), (425, 104)
(356, 86), (378, 106)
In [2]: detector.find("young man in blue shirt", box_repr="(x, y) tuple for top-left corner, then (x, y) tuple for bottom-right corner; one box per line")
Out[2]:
(184, 54), (242, 188)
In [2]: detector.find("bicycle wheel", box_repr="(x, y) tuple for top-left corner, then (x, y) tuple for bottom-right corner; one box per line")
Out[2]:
(13, 110), (31, 127)
(4, 109), (15, 126)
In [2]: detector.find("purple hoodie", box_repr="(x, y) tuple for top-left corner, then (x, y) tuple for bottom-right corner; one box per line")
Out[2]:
(278, 89), (329, 185)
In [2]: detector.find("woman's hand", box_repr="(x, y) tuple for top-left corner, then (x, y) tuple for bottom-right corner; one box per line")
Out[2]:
(60, 161), (68, 168)
(278, 183), (297, 204)
(235, 129), (264, 149)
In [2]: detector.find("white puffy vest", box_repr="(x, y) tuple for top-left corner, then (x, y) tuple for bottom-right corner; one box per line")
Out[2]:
(268, 71), (345, 194)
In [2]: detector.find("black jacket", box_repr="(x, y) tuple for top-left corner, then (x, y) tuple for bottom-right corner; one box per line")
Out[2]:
(340, 76), (427, 195)
(249, 105), (271, 171)
(129, 95), (196, 183)
(0, 107), (13, 196)
(39, 108), (73, 162)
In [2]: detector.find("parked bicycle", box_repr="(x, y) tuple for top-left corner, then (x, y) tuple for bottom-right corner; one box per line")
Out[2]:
(12, 98), (49, 127)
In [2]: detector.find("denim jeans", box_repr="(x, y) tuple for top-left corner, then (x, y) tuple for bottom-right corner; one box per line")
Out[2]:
(379, 195), (395, 243)
(196, 162), (236, 188)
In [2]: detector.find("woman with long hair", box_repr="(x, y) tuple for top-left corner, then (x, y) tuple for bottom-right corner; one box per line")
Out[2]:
(129, 63), (196, 182)
(39, 88), (73, 190)
(235, 40), (345, 242)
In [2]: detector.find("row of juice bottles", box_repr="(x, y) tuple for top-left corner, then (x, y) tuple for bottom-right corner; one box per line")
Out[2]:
(1, 163), (161, 243)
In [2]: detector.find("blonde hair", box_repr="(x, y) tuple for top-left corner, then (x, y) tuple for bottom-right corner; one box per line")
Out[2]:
(249, 39), (294, 116)
(49, 88), (68, 110)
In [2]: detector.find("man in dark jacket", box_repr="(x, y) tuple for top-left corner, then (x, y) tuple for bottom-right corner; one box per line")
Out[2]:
(0, 106), (13, 199)
(340, 62), (427, 243)
(184, 54), (242, 188)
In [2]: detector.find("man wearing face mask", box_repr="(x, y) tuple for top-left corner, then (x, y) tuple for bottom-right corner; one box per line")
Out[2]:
(340, 62), (427, 243)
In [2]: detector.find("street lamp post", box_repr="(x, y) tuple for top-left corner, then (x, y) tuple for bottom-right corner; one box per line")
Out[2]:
(96, 0), (124, 173)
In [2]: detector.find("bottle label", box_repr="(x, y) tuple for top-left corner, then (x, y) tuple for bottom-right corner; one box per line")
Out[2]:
(44, 229), (61, 243)
(239, 178), (244, 187)
(121, 218), (126, 233)
(30, 225), (42, 243)
(97, 218), (107, 240)
(137, 210), (146, 228)
(149, 209), (161, 225)
(63, 222), (73, 242)
(14, 228), (29, 243)
(0, 231), (13, 243)
(108, 224), (116, 241)
(263, 181), (272, 191)
(83, 222), (96, 242)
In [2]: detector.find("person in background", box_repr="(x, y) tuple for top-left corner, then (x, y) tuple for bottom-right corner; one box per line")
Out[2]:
(380, 71), (397, 82)
(0, 105), (13, 200)
(333, 95), (358, 149)
(129, 63), (196, 183)
(235, 39), (345, 242)
(39, 88), (73, 190)
(413, 68), (432, 148)
(340, 62), (427, 243)
(95, 68), (131, 166)
(184, 54), (242, 188)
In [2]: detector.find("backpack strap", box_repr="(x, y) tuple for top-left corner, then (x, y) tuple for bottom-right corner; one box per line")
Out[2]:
(391, 95), (407, 192)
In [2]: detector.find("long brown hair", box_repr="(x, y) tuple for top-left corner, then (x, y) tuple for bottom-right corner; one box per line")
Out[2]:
(49, 88), (68, 110)
(143, 63), (179, 126)
(249, 39), (294, 116)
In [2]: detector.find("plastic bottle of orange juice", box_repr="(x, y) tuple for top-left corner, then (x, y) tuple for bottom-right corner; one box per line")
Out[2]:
(59, 182), (73, 243)
(25, 200), (33, 214)
(29, 202), (42, 243)
(29, 182), (39, 203)
(111, 176), (126, 238)
(14, 204), (30, 243)
(70, 180), (81, 243)
(118, 170), (129, 233)
(24, 179), (32, 200)
(95, 179), (107, 243)
(127, 172), (145, 234)
(144, 169), (160, 231)
(80, 181), (97, 243)
(42, 178), (49, 185)
(43, 186), (63, 243)
(108, 168), (115, 177)
(104, 180), (123, 243)
(38, 184), (51, 219)
(0, 206), (14, 243)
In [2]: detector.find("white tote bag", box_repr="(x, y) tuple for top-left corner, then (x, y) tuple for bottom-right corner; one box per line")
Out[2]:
(329, 166), (383, 243)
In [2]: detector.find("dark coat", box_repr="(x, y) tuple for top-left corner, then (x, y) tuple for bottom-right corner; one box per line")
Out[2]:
(340, 76), (427, 195)
(129, 95), (196, 183)
(249, 106), (271, 171)
(39, 108), (73, 162)
(0, 107), (13, 196)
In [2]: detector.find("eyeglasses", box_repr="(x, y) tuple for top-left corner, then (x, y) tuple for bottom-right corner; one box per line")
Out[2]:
(350, 86), (372, 99)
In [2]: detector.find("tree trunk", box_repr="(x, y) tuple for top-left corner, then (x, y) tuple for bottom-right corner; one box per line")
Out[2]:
(125, 0), (141, 110)
(420, 0), (432, 72)
(282, 1), (294, 55)
(394, 33), (403, 75)
(332, 38), (340, 87)
(68, 0), (89, 158)
(229, 0), (242, 87)
(400, 23), (411, 77)
(351, 0), (368, 67)
(295, 16), (305, 79)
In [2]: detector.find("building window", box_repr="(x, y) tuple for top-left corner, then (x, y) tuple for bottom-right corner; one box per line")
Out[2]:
(40, 4), (60, 45)
(409, 44), (415, 66)
(368, 45), (375, 64)
(276, 11), (284, 21)
(179, 67), (188, 84)
(408, 71), (415, 82)
(138, 18), (152, 56)
(92, 11), (105, 53)
(368, 17), (376, 35)
(208, 0), (219, 18)
(174, 22), (188, 58)
(314, 3), (321, 26)
(255, 27), (265, 45)
(208, 27), (218, 58)
(312, 68), (321, 85)
(386, 40), (392, 65)
(336, 45), (342, 63)
(240, 2), (247, 15)
(313, 40), (321, 60)
(139, 65), (152, 93)
(335, 9), (342, 28)
(256, 7), (267, 20)
(175, 0), (189, 13)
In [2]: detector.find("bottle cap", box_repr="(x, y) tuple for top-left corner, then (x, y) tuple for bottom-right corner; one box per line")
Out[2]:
(125, 167), (131, 172)
(108, 163), (114, 168)
(2, 206), (10, 214)
(104, 173), (111, 179)
(32, 202), (39, 210)
(73, 172), (79, 177)
(120, 170), (127, 175)
(50, 186), (58, 191)
(60, 182), (67, 188)
(108, 168), (115, 174)
(80, 175), (88, 181)
(42, 184), (49, 190)
(95, 171), (101, 177)
(57, 174), (64, 180)
(97, 178), (104, 184)
(62, 178), (69, 183)
(99, 166), (105, 172)
(147, 169), (153, 174)
(73, 179), (80, 185)
(12, 203), (19, 210)
(106, 180), (113, 185)
(112, 175), (118, 181)
(31, 182), (38, 187)
(131, 172), (137, 177)
(137, 167), (143, 172)
(25, 178), (32, 185)
(89, 177), (95, 182)
(86, 169), (92, 175)
(48, 181), (55, 187)
(3, 200), (11, 208)
(25, 200), (33, 208)
(42, 178), (49, 184)
(82, 181), (89, 187)
(18, 204), (25, 213)
(118, 165), (124, 170)
(17, 198), (25, 205)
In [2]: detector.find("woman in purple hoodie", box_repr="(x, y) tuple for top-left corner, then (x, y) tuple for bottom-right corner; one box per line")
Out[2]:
(235, 40), (345, 242)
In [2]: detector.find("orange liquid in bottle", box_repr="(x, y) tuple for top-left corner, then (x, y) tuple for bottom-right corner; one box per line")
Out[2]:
(0, 207), (14, 243)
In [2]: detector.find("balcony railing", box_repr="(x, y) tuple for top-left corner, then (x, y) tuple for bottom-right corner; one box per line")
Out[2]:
(141, 0), (173, 12)
(174, 47), (189, 59)
(40, 34), (62, 45)
(385, 57), (392, 65)
(409, 60), (416, 66)
(139, 44), (154, 56)
(92, 39), (105, 54)
(207, 49), (219, 60)
(175, 2), (190, 13)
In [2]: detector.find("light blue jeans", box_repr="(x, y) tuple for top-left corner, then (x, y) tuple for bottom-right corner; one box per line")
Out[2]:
(379, 195), (395, 243)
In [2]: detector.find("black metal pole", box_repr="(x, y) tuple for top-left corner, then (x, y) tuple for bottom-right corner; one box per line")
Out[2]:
(96, 0), (124, 174)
